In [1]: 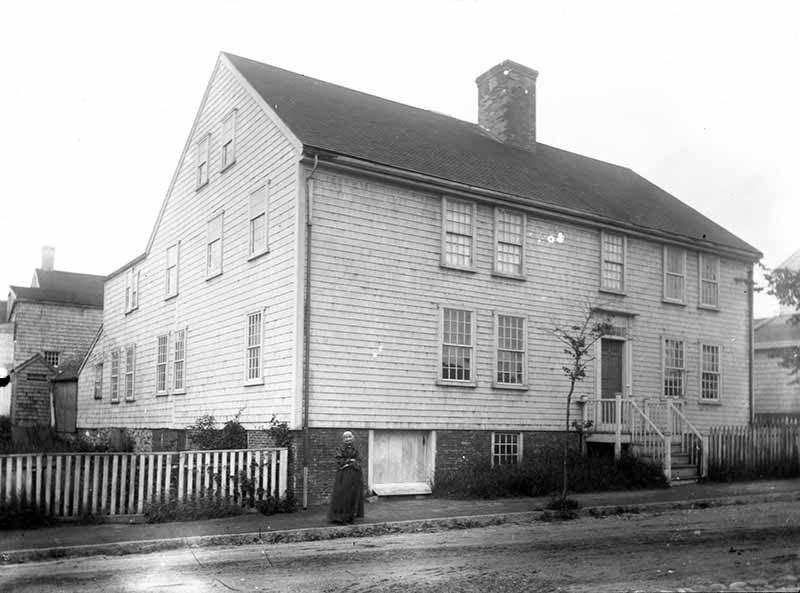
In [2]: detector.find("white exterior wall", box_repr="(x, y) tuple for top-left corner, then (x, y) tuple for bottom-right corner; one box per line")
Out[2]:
(306, 169), (752, 431)
(754, 349), (800, 415)
(77, 58), (300, 430)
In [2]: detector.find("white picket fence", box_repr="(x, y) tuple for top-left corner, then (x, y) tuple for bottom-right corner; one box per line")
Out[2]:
(0, 448), (288, 518)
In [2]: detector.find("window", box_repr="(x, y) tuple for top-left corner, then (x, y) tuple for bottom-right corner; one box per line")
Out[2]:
(663, 338), (685, 397)
(43, 350), (60, 367)
(125, 269), (140, 313)
(494, 208), (524, 277)
(699, 254), (720, 308)
(174, 329), (186, 392)
(196, 134), (210, 188)
(245, 311), (263, 382)
(440, 308), (474, 382)
(94, 363), (103, 400)
(601, 232), (626, 293)
(442, 197), (475, 269)
(663, 246), (686, 303)
(248, 185), (268, 258)
(165, 243), (179, 298)
(221, 109), (237, 171)
(496, 314), (526, 386)
(110, 350), (120, 403)
(156, 335), (168, 394)
(206, 212), (224, 278)
(701, 344), (721, 401)
(124, 345), (136, 401)
(492, 432), (521, 466)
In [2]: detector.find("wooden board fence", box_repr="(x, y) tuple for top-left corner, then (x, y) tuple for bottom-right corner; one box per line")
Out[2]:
(0, 447), (288, 517)
(708, 425), (800, 479)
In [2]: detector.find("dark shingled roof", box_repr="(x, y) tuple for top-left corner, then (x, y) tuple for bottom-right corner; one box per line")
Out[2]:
(225, 53), (760, 258)
(10, 284), (103, 309)
(755, 314), (800, 347)
(34, 269), (105, 299)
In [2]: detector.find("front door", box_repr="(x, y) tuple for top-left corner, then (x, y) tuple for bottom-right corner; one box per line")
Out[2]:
(371, 430), (432, 495)
(601, 339), (624, 424)
(53, 380), (77, 433)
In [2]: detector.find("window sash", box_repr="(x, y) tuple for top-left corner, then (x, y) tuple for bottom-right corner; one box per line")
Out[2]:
(110, 351), (120, 402)
(174, 329), (186, 391)
(44, 351), (60, 367)
(443, 198), (474, 268)
(495, 209), (524, 276)
(248, 186), (268, 256)
(496, 315), (525, 385)
(492, 432), (521, 466)
(246, 312), (262, 381)
(663, 339), (685, 397)
(221, 110), (236, 169)
(701, 344), (720, 400)
(664, 247), (686, 302)
(207, 213), (223, 276)
(125, 345), (135, 401)
(441, 308), (473, 381)
(601, 233), (625, 292)
(93, 363), (103, 400)
(156, 335), (168, 393)
(165, 245), (178, 297)
(196, 135), (209, 187)
(700, 254), (720, 307)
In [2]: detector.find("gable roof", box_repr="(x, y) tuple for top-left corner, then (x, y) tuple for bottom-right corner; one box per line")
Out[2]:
(9, 284), (103, 310)
(33, 269), (105, 295)
(755, 314), (800, 349)
(11, 352), (56, 376)
(224, 53), (760, 260)
(777, 249), (800, 271)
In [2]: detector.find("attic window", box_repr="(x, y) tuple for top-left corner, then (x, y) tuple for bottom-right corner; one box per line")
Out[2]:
(221, 109), (237, 171)
(44, 350), (60, 367)
(196, 134), (210, 189)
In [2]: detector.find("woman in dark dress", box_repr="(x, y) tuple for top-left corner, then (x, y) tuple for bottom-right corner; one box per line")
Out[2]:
(328, 431), (365, 524)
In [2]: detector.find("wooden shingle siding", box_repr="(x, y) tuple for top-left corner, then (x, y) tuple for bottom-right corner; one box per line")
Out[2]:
(77, 59), (300, 430)
(306, 169), (751, 430)
(754, 350), (800, 415)
(12, 303), (102, 368)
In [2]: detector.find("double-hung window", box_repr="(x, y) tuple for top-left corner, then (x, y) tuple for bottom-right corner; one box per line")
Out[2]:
(174, 329), (186, 392)
(125, 269), (139, 313)
(492, 432), (522, 466)
(699, 254), (720, 308)
(196, 134), (210, 188)
(495, 314), (526, 387)
(248, 185), (269, 259)
(156, 335), (168, 394)
(110, 351), (120, 403)
(663, 246), (686, 303)
(44, 350), (60, 367)
(442, 197), (475, 269)
(663, 338), (685, 398)
(93, 363), (103, 400)
(440, 308), (474, 383)
(124, 345), (136, 401)
(165, 243), (179, 298)
(701, 343), (721, 401)
(221, 109), (237, 171)
(494, 208), (524, 277)
(245, 311), (263, 383)
(601, 232), (626, 293)
(207, 212), (224, 278)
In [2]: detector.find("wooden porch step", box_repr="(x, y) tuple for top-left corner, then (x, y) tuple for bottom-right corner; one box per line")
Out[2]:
(670, 464), (699, 480)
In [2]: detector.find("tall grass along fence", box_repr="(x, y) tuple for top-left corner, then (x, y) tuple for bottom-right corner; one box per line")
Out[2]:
(708, 424), (800, 481)
(0, 447), (288, 518)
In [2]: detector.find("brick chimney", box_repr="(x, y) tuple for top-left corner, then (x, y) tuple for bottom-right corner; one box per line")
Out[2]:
(41, 246), (55, 271)
(476, 60), (539, 152)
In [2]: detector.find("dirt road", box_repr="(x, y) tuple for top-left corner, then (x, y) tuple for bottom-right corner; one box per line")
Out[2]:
(2, 501), (799, 592)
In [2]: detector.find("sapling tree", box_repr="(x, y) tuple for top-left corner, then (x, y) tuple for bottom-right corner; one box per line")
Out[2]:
(765, 266), (800, 383)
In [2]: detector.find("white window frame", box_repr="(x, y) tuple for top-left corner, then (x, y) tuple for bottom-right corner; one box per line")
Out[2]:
(173, 327), (187, 393)
(600, 231), (627, 294)
(441, 196), (476, 271)
(196, 133), (210, 189)
(700, 342), (722, 402)
(438, 306), (476, 386)
(165, 243), (179, 299)
(206, 211), (224, 279)
(155, 334), (168, 395)
(110, 350), (120, 403)
(491, 432), (523, 466)
(493, 208), (525, 279)
(125, 268), (140, 314)
(244, 310), (264, 385)
(493, 313), (528, 389)
(44, 350), (60, 367)
(662, 337), (685, 398)
(248, 184), (269, 260)
(124, 344), (136, 402)
(93, 362), (103, 400)
(663, 246), (687, 304)
(220, 109), (237, 171)
(698, 253), (721, 309)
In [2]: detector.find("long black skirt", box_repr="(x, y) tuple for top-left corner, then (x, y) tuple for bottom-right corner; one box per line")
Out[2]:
(327, 466), (364, 523)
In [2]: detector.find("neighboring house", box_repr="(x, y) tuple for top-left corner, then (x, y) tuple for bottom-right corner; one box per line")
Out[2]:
(754, 248), (800, 421)
(76, 54), (761, 504)
(0, 301), (12, 415)
(7, 249), (104, 429)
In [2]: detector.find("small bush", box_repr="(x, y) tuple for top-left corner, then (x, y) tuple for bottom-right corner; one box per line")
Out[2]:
(0, 501), (57, 530)
(143, 496), (246, 523)
(188, 412), (248, 450)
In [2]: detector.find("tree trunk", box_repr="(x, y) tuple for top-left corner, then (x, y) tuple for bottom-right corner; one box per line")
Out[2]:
(562, 376), (576, 503)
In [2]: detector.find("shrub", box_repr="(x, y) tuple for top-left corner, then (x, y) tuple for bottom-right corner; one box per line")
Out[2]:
(188, 411), (247, 450)
(143, 496), (246, 523)
(0, 500), (57, 530)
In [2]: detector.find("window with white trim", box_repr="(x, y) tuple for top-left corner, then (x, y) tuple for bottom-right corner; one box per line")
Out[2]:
(245, 311), (263, 382)
(125, 268), (140, 313)
(699, 254), (720, 308)
(156, 335), (168, 394)
(124, 345), (136, 401)
(442, 197), (474, 269)
(492, 432), (521, 465)
(441, 308), (474, 382)
(601, 232), (625, 293)
(221, 109), (237, 171)
(174, 328), (186, 392)
(93, 362), (103, 400)
(207, 212), (223, 278)
(494, 208), (524, 277)
(165, 243), (179, 298)
(663, 246), (686, 303)
(196, 134), (210, 188)
(44, 350), (60, 367)
(663, 338), (685, 397)
(496, 314), (526, 386)
(248, 185), (268, 258)
(701, 343), (721, 401)
(110, 350), (120, 403)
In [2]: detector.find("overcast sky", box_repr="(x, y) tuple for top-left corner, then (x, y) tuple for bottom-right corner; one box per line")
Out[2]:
(1, 0), (797, 318)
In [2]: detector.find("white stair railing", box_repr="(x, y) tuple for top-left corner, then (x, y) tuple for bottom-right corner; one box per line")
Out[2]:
(667, 401), (708, 478)
(629, 400), (672, 481)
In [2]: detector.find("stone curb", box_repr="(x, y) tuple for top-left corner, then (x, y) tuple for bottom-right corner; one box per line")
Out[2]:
(2, 490), (798, 565)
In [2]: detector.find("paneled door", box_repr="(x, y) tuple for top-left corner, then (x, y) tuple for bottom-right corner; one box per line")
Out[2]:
(601, 339), (624, 424)
(371, 430), (432, 495)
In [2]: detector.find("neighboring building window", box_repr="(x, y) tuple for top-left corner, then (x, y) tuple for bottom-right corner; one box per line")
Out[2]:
(245, 311), (263, 382)
(44, 350), (60, 367)
(174, 329), (186, 392)
(442, 197), (475, 269)
(701, 344), (721, 401)
(221, 109), (237, 170)
(196, 134), (210, 188)
(125, 269), (140, 313)
(165, 243), (179, 298)
(156, 335), (168, 394)
(699, 254), (720, 308)
(663, 246), (686, 303)
(441, 308), (474, 382)
(110, 350), (120, 403)
(248, 185), (268, 258)
(492, 432), (521, 466)
(494, 208), (524, 277)
(663, 338), (685, 397)
(601, 232), (626, 293)
(124, 345), (136, 401)
(207, 212), (224, 278)
(93, 363), (103, 400)
(496, 314), (526, 386)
